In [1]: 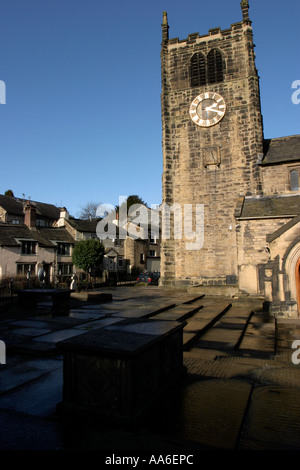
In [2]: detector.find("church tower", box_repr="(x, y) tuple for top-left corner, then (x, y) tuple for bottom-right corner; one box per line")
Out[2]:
(160, 1), (264, 287)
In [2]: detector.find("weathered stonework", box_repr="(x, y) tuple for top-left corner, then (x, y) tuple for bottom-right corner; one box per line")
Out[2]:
(160, 4), (300, 317)
(161, 5), (264, 287)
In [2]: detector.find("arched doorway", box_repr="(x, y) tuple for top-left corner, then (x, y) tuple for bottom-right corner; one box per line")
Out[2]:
(282, 240), (300, 317)
(296, 258), (300, 316)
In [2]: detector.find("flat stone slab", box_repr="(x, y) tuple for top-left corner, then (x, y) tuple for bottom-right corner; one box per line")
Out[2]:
(240, 385), (300, 449)
(6, 327), (52, 337)
(182, 302), (232, 350)
(57, 319), (185, 356)
(0, 358), (61, 395)
(151, 302), (203, 321)
(68, 311), (107, 320)
(105, 319), (184, 336)
(6, 319), (55, 329)
(174, 378), (252, 449)
(73, 318), (122, 330)
(110, 310), (154, 318)
(32, 329), (85, 344)
(0, 368), (62, 418)
(191, 304), (250, 351)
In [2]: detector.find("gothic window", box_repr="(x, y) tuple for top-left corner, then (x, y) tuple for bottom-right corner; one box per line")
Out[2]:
(207, 49), (223, 84)
(191, 52), (206, 87)
(191, 49), (224, 87)
(290, 169), (300, 191)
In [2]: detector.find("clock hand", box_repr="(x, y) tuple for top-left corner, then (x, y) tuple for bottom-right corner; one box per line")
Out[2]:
(205, 103), (217, 111)
(205, 104), (223, 115)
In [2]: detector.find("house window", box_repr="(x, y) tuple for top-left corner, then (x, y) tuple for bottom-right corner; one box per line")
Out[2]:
(58, 264), (73, 276)
(149, 250), (156, 257)
(21, 241), (36, 255)
(36, 219), (51, 227)
(12, 219), (20, 224)
(17, 263), (36, 276)
(118, 256), (123, 268)
(191, 49), (224, 87)
(57, 243), (71, 256)
(140, 253), (145, 263)
(290, 169), (300, 191)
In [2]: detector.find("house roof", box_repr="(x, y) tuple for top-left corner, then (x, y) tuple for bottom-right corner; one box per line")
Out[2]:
(261, 135), (300, 166)
(66, 218), (100, 233)
(0, 224), (76, 247)
(236, 194), (300, 219)
(0, 195), (61, 220)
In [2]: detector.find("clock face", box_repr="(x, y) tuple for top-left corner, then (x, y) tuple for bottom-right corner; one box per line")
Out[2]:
(189, 92), (226, 127)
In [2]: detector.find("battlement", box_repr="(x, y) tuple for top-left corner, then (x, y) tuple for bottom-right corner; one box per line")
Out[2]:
(167, 20), (251, 50)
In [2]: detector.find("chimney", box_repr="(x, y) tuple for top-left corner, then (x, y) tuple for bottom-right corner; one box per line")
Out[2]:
(24, 201), (36, 228)
(56, 207), (69, 227)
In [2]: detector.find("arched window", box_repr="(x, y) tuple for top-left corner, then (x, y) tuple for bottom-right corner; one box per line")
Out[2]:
(207, 49), (223, 84)
(191, 52), (206, 87)
(290, 169), (300, 191)
(191, 49), (224, 87)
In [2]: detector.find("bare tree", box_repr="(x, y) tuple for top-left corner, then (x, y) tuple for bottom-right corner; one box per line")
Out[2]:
(78, 201), (102, 220)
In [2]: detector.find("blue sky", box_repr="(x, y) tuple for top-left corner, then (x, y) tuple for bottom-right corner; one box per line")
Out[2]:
(0, 0), (299, 217)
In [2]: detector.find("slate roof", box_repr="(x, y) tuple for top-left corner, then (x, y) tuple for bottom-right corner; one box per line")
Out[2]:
(261, 135), (300, 166)
(236, 194), (300, 219)
(67, 218), (100, 233)
(0, 195), (61, 220)
(0, 224), (76, 247)
(266, 214), (300, 243)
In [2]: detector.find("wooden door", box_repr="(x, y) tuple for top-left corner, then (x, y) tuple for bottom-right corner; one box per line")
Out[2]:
(296, 258), (300, 316)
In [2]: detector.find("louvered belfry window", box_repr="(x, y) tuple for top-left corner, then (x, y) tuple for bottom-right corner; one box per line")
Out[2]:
(207, 49), (223, 84)
(191, 49), (224, 87)
(191, 52), (206, 87)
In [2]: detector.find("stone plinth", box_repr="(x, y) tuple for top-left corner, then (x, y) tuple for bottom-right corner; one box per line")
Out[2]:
(70, 291), (112, 303)
(56, 319), (186, 423)
(18, 289), (71, 313)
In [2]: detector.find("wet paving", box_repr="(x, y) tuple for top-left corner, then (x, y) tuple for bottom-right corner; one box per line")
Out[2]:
(0, 286), (300, 451)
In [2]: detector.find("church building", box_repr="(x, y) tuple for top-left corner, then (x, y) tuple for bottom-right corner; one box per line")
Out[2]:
(160, 1), (300, 317)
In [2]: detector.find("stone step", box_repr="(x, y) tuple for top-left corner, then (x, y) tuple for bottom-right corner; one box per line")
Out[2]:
(111, 303), (177, 319)
(237, 311), (275, 359)
(183, 301), (232, 350)
(149, 301), (204, 322)
(182, 294), (205, 304)
(190, 303), (253, 352)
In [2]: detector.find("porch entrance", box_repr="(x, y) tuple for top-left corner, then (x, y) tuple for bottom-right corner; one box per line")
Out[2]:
(296, 258), (300, 316)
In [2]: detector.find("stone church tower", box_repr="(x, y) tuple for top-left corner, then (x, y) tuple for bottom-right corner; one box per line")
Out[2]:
(160, 1), (264, 288)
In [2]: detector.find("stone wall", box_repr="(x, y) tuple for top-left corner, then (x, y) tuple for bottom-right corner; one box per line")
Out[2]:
(236, 218), (291, 294)
(262, 164), (300, 196)
(161, 16), (264, 286)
